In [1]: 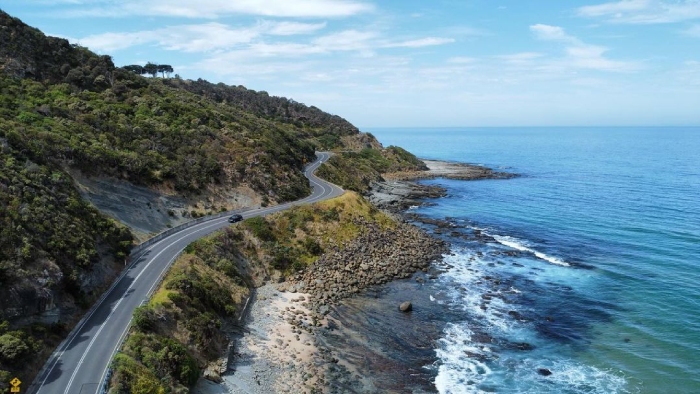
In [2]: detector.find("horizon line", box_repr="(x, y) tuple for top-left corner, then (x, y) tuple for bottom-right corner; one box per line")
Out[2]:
(360, 125), (700, 129)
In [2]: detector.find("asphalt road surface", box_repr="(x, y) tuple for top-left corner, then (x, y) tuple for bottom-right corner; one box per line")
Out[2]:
(31, 152), (342, 394)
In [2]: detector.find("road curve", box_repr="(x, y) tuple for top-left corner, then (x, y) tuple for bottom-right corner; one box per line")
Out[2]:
(31, 152), (342, 394)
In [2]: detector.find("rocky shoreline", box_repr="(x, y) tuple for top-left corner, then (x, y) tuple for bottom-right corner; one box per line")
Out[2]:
(197, 219), (448, 393)
(195, 159), (515, 394)
(368, 159), (516, 213)
(384, 159), (516, 181)
(282, 219), (448, 314)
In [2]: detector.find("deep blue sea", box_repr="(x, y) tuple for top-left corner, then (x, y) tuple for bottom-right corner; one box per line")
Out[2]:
(361, 127), (700, 393)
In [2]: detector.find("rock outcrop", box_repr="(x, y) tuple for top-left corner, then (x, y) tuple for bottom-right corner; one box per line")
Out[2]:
(282, 219), (448, 312)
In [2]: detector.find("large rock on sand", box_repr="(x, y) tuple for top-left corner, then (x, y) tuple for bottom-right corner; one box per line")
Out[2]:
(399, 301), (412, 312)
(203, 366), (223, 383)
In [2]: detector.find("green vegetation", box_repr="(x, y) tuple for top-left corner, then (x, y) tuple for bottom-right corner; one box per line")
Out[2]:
(112, 192), (395, 391)
(0, 320), (68, 391)
(317, 146), (427, 192)
(0, 8), (366, 388)
(111, 247), (249, 393)
(0, 9), (427, 389)
(0, 72), (317, 195)
(112, 333), (198, 394)
(0, 143), (133, 286)
(171, 78), (359, 136)
(0, 133), (132, 387)
(124, 62), (174, 78)
(1, 9), (365, 199)
(233, 192), (394, 273)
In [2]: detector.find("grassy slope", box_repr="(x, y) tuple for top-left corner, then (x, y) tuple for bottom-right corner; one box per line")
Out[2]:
(110, 192), (395, 392)
(239, 192), (395, 271)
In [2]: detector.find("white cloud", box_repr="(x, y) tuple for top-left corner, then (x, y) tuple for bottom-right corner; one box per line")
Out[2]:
(498, 52), (544, 64)
(565, 45), (635, 71)
(267, 21), (327, 36)
(77, 21), (332, 53)
(57, 0), (374, 18)
(530, 24), (579, 43)
(578, 0), (700, 24)
(164, 23), (262, 52)
(676, 60), (700, 84)
(578, 0), (651, 16)
(312, 30), (376, 51)
(247, 42), (324, 57)
(79, 23), (261, 52)
(529, 24), (639, 72)
(386, 37), (454, 48)
(79, 31), (150, 52)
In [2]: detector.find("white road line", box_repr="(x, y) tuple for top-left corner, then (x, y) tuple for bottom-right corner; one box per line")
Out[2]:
(62, 219), (227, 394)
(238, 296), (252, 322)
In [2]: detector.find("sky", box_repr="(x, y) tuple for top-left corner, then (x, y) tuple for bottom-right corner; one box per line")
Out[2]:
(2, 0), (700, 127)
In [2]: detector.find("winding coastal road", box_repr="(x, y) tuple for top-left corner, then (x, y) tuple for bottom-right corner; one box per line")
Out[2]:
(30, 152), (343, 394)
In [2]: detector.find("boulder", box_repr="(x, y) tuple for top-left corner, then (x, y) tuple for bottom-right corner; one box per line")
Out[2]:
(537, 368), (552, 376)
(399, 301), (412, 312)
(203, 365), (223, 383)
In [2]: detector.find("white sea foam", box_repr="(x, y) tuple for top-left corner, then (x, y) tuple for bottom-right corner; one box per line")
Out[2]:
(439, 251), (515, 333)
(434, 321), (631, 394)
(434, 323), (492, 394)
(492, 234), (570, 266)
(432, 246), (631, 393)
(498, 358), (632, 394)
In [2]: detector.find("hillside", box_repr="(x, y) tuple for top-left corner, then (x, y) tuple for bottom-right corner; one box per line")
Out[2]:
(0, 11), (370, 202)
(0, 9), (429, 387)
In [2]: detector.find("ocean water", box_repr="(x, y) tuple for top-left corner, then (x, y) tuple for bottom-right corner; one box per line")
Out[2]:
(355, 127), (700, 393)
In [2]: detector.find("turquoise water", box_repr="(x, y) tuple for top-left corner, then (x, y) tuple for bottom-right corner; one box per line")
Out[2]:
(367, 127), (700, 393)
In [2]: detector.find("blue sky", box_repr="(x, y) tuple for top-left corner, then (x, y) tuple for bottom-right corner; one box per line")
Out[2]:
(3, 0), (700, 127)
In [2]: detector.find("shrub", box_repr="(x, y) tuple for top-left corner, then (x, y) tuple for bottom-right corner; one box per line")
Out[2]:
(270, 243), (296, 270)
(111, 353), (165, 394)
(244, 217), (275, 242)
(0, 333), (29, 362)
(132, 306), (157, 332)
(215, 258), (240, 279)
(304, 237), (323, 256)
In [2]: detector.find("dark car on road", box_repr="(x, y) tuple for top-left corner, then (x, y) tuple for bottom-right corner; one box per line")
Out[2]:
(228, 214), (243, 223)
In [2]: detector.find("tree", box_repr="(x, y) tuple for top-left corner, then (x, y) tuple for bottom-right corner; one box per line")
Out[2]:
(157, 64), (174, 78)
(123, 65), (145, 75)
(144, 62), (158, 78)
(0, 334), (28, 362)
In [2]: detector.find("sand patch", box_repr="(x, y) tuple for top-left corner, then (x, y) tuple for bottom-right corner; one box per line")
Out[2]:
(194, 284), (330, 394)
